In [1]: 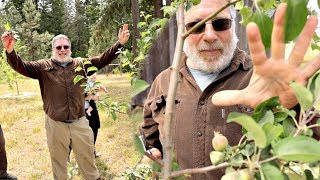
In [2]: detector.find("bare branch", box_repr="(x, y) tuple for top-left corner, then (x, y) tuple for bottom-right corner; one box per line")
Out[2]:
(170, 162), (229, 178)
(162, 4), (186, 179)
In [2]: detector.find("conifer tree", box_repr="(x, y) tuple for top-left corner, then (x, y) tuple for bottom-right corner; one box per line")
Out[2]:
(18, 0), (53, 61)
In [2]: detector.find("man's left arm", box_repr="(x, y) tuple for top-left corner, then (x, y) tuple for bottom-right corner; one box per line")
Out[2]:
(89, 24), (130, 70)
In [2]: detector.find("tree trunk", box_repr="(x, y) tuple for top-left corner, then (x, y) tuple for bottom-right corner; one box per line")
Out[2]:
(154, 0), (163, 18)
(131, 0), (140, 57)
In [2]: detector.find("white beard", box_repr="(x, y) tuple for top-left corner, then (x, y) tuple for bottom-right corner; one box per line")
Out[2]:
(52, 52), (72, 63)
(184, 33), (238, 73)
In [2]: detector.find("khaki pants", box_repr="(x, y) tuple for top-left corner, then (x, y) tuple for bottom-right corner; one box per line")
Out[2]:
(45, 115), (100, 180)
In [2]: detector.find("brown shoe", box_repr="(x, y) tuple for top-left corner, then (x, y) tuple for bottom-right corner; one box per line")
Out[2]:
(0, 172), (17, 180)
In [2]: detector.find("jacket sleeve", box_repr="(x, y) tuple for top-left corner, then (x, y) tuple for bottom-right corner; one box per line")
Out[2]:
(88, 41), (123, 71)
(141, 76), (167, 153)
(6, 50), (42, 79)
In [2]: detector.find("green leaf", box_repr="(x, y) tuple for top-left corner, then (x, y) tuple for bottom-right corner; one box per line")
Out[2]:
(258, 110), (274, 126)
(87, 66), (98, 73)
(304, 169), (314, 180)
(110, 111), (117, 120)
(303, 128), (313, 137)
(228, 154), (243, 167)
(284, 0), (308, 42)
(73, 75), (84, 84)
(83, 60), (92, 65)
(235, 1), (244, 10)
(261, 163), (285, 180)
(227, 112), (267, 148)
(190, 0), (200, 5)
(278, 106), (297, 118)
(311, 42), (320, 51)
(290, 82), (313, 110)
(131, 79), (150, 98)
(252, 97), (280, 123)
(274, 112), (288, 122)
(273, 136), (320, 162)
(263, 123), (283, 146)
(238, 6), (253, 25)
(308, 72), (320, 110)
(225, 167), (236, 174)
(133, 134), (145, 155)
(75, 66), (82, 72)
(282, 118), (296, 137)
(93, 82), (102, 87)
(253, 11), (273, 49)
(258, 0), (276, 11)
(4, 22), (11, 31)
(240, 143), (254, 157)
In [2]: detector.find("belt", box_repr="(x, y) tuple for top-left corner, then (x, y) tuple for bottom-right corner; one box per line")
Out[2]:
(63, 116), (85, 123)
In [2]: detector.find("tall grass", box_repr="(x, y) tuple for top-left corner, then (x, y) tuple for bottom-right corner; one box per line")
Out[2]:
(0, 74), (142, 179)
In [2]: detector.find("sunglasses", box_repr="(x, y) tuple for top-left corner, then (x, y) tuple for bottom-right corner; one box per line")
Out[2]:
(55, 45), (70, 50)
(185, 18), (233, 34)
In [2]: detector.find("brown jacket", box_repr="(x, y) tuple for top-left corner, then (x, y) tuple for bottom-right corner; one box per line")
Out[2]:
(6, 42), (122, 122)
(142, 48), (253, 179)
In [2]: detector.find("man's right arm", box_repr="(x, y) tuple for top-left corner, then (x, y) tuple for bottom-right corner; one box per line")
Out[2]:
(5, 50), (41, 79)
(2, 31), (40, 79)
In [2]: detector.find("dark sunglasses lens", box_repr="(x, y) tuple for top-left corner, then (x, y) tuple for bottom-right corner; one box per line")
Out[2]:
(186, 22), (205, 34)
(212, 19), (232, 31)
(56, 46), (69, 50)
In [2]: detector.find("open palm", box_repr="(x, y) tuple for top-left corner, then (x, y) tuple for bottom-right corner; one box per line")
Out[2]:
(212, 4), (320, 108)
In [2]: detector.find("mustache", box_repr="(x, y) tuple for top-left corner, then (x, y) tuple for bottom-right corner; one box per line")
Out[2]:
(197, 42), (224, 51)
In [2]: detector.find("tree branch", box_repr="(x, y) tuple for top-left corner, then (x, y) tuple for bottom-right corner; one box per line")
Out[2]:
(170, 162), (229, 178)
(162, 4), (185, 179)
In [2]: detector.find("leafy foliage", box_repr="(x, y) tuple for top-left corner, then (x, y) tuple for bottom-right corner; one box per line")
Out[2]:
(284, 0), (309, 42)
(216, 72), (320, 179)
(73, 61), (128, 121)
(17, 0), (54, 61)
(0, 49), (24, 95)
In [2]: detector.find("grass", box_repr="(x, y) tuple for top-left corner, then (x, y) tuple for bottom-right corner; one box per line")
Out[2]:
(0, 74), (144, 180)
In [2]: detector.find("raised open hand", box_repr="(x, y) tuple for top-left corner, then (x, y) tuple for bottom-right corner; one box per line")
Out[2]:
(1, 31), (15, 53)
(212, 3), (320, 108)
(118, 24), (130, 45)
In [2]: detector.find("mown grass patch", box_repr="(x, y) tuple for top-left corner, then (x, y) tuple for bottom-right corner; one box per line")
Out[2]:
(0, 74), (143, 179)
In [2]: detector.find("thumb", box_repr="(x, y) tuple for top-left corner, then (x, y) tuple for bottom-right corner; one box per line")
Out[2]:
(211, 90), (243, 107)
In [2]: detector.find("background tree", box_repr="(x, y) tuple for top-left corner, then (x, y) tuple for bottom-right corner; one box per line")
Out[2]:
(17, 0), (53, 61)
(88, 0), (131, 57)
(38, 0), (65, 35)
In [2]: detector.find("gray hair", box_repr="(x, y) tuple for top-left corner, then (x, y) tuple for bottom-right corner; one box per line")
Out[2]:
(229, 5), (237, 29)
(51, 34), (71, 48)
(228, 5), (236, 19)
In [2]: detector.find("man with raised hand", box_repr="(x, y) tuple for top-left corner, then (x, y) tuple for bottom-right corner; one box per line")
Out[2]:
(141, 0), (320, 179)
(1, 24), (129, 180)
